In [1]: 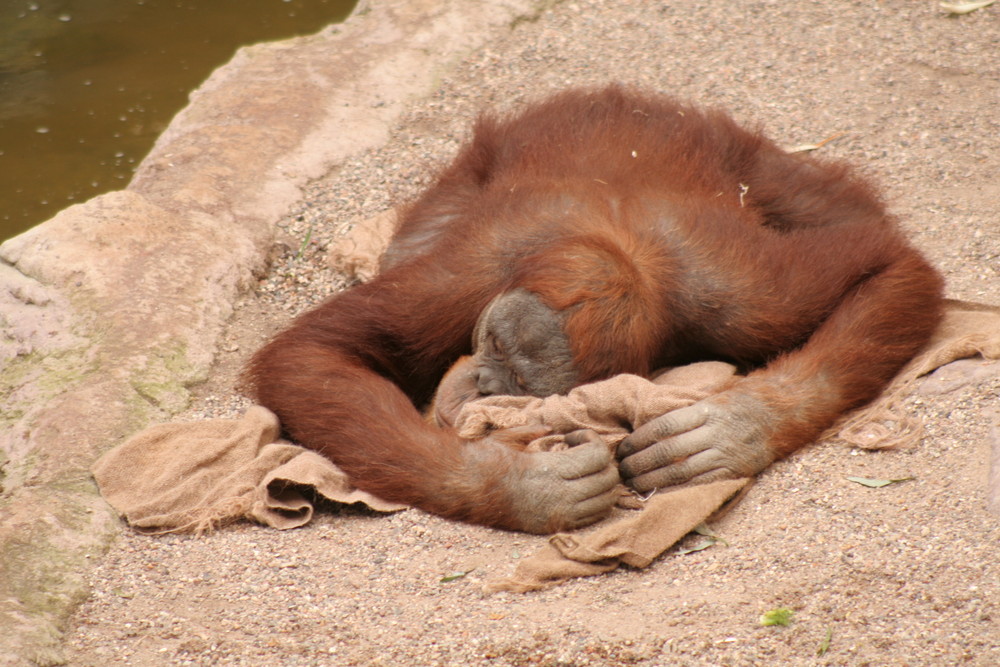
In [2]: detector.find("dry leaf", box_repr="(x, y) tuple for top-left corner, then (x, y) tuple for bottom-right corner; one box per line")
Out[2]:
(940, 0), (996, 14)
(817, 627), (834, 656)
(675, 538), (716, 556)
(440, 568), (474, 583)
(846, 476), (914, 488)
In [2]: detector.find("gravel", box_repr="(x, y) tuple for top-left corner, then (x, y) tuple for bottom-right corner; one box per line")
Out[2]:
(65, 1), (999, 665)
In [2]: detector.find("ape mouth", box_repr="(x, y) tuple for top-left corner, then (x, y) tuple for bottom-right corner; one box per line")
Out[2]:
(429, 356), (483, 429)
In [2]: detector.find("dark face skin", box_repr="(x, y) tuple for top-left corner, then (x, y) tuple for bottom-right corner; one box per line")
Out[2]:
(471, 288), (580, 398)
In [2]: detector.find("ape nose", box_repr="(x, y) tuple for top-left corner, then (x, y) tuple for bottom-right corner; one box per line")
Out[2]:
(474, 366), (502, 396)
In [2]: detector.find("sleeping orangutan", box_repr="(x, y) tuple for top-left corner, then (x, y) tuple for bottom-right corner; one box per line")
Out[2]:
(247, 85), (943, 534)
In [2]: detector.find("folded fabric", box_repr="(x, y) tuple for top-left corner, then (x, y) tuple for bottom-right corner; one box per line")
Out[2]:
(91, 299), (1000, 591)
(91, 406), (405, 534)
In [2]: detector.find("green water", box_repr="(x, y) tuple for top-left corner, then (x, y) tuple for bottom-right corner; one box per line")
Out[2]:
(0, 0), (356, 243)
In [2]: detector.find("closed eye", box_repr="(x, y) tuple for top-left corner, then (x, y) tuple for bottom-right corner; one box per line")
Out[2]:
(487, 335), (504, 359)
(513, 372), (526, 391)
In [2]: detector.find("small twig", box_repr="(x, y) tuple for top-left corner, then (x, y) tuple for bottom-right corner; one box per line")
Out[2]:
(636, 488), (658, 502)
(786, 131), (848, 154)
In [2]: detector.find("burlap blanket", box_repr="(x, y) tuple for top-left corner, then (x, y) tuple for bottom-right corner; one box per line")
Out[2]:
(90, 407), (407, 533)
(92, 299), (1000, 591)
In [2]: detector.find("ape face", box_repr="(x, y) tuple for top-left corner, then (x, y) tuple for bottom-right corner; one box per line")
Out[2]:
(471, 289), (579, 398)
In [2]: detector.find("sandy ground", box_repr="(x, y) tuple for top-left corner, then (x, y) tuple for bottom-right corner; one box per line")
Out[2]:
(64, 1), (998, 665)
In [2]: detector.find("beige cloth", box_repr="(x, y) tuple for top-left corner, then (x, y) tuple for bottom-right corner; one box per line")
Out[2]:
(483, 479), (749, 593)
(451, 300), (1000, 591)
(91, 406), (405, 534)
(834, 299), (1000, 451)
(91, 299), (1000, 590)
(448, 362), (749, 591)
(452, 361), (738, 449)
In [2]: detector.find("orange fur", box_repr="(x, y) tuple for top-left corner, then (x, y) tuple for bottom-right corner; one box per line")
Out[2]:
(247, 86), (943, 529)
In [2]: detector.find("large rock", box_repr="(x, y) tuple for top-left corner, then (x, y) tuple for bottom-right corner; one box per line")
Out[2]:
(0, 0), (546, 663)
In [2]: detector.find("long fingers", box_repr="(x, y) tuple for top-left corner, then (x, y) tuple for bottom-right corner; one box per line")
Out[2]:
(617, 403), (711, 458)
(618, 428), (712, 480)
(627, 449), (728, 492)
(562, 486), (621, 530)
(546, 435), (615, 480)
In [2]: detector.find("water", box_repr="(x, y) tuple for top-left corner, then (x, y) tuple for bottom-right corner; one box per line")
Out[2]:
(0, 0), (356, 243)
